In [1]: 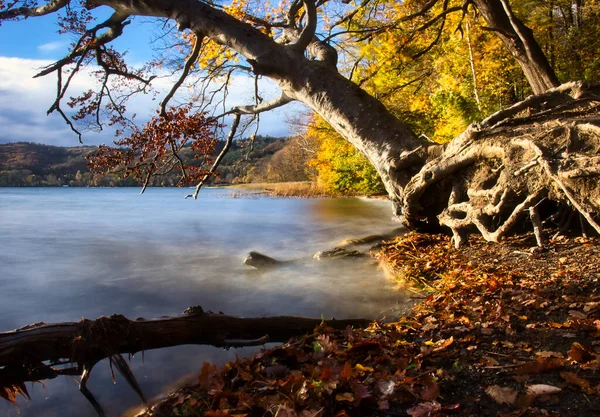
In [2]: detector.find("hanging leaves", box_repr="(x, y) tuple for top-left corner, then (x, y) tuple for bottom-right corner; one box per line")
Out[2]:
(87, 106), (219, 188)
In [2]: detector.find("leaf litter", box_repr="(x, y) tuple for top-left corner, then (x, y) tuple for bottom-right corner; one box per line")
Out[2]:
(135, 232), (600, 417)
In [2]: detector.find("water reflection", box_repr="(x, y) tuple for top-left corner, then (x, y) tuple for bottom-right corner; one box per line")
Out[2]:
(0, 188), (410, 416)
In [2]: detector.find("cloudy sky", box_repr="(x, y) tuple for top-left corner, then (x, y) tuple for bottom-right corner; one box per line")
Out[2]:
(0, 10), (304, 147)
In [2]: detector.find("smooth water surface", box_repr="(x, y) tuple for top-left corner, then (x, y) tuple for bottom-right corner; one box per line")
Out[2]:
(0, 187), (409, 417)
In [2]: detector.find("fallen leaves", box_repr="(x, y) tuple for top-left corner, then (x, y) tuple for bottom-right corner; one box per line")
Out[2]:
(407, 401), (441, 417)
(137, 233), (600, 417)
(560, 372), (600, 395)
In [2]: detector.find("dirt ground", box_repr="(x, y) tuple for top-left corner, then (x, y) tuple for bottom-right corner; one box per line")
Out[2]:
(136, 232), (600, 417)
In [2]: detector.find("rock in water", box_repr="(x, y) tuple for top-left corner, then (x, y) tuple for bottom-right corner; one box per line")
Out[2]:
(243, 251), (284, 269)
(313, 247), (363, 260)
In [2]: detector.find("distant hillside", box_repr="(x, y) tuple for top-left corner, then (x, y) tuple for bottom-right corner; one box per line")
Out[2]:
(0, 137), (288, 187)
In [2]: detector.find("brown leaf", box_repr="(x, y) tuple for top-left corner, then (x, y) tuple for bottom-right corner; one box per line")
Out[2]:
(480, 356), (500, 366)
(378, 399), (389, 410)
(198, 362), (224, 394)
(568, 342), (595, 364)
(485, 385), (518, 405)
(407, 401), (442, 417)
(353, 383), (371, 402)
(514, 357), (565, 375)
(340, 361), (353, 380)
(569, 310), (588, 320)
(560, 372), (599, 394)
(535, 351), (564, 359)
(420, 376), (440, 401)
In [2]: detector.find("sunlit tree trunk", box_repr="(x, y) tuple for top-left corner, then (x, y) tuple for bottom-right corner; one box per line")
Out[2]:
(473, 0), (560, 93)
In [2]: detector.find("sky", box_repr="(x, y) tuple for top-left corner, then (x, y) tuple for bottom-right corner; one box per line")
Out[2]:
(0, 8), (303, 147)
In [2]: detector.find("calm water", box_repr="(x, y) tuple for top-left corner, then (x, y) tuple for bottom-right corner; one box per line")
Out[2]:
(0, 187), (409, 417)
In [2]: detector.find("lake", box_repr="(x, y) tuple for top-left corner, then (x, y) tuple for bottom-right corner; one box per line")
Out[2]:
(0, 187), (410, 417)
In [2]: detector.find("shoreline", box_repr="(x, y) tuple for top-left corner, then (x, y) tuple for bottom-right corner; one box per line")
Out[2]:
(222, 182), (387, 199)
(134, 232), (600, 417)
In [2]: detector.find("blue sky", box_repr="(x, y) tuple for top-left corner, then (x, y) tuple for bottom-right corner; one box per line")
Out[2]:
(0, 8), (299, 147)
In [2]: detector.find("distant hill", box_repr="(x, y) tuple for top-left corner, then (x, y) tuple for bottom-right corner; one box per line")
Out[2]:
(0, 137), (287, 187)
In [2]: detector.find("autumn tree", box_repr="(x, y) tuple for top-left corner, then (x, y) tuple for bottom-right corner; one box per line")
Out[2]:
(1, 0), (599, 246)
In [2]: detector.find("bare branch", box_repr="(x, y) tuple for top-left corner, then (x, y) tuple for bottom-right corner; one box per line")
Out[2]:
(329, 0), (371, 30)
(35, 11), (131, 78)
(160, 32), (203, 118)
(186, 113), (240, 200)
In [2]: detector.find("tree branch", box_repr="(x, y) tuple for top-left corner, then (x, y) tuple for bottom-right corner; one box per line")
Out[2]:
(0, 0), (69, 20)
(0, 312), (371, 368)
(160, 32), (203, 118)
(291, 0), (317, 52)
(186, 113), (240, 199)
(233, 92), (293, 115)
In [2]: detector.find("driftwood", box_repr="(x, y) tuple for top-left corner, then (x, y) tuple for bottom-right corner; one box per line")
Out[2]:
(0, 311), (371, 416)
(0, 311), (371, 382)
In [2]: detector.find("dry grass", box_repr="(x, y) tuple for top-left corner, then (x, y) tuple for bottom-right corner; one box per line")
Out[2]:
(225, 182), (337, 198)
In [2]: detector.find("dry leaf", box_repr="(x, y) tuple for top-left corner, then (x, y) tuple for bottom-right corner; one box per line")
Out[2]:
(514, 357), (565, 375)
(407, 401), (442, 417)
(485, 385), (518, 405)
(527, 384), (562, 396)
(420, 376), (440, 401)
(340, 361), (353, 379)
(560, 372), (599, 394)
(569, 310), (587, 320)
(354, 363), (374, 372)
(535, 351), (564, 358)
(335, 392), (354, 402)
(480, 356), (500, 366)
(569, 342), (595, 364)
(433, 336), (454, 352)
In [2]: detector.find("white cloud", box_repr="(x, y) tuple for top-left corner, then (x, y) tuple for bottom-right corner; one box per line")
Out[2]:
(0, 56), (305, 147)
(37, 41), (68, 53)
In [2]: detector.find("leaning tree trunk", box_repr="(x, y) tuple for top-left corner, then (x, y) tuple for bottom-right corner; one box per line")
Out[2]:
(14, 0), (600, 245)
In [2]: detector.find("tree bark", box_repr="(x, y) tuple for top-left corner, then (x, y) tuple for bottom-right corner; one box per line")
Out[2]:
(2, 0), (599, 243)
(0, 313), (371, 369)
(85, 0), (434, 209)
(473, 0), (560, 94)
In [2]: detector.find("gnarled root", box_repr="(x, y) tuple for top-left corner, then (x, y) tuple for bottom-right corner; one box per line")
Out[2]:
(400, 82), (600, 247)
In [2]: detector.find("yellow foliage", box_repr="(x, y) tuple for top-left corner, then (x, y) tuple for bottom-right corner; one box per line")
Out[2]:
(306, 116), (385, 195)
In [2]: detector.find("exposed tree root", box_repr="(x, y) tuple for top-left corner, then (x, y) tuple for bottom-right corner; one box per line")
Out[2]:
(400, 82), (600, 247)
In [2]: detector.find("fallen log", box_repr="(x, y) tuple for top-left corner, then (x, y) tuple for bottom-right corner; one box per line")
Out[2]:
(0, 310), (372, 416)
(0, 310), (371, 369)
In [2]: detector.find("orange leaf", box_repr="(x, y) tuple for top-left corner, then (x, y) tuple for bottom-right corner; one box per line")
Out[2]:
(340, 361), (353, 379)
(568, 342), (595, 364)
(198, 362), (224, 394)
(514, 357), (565, 375)
(433, 336), (454, 352)
(560, 372), (599, 394)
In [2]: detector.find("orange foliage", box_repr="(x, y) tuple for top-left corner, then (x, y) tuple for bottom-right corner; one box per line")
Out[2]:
(87, 106), (219, 186)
